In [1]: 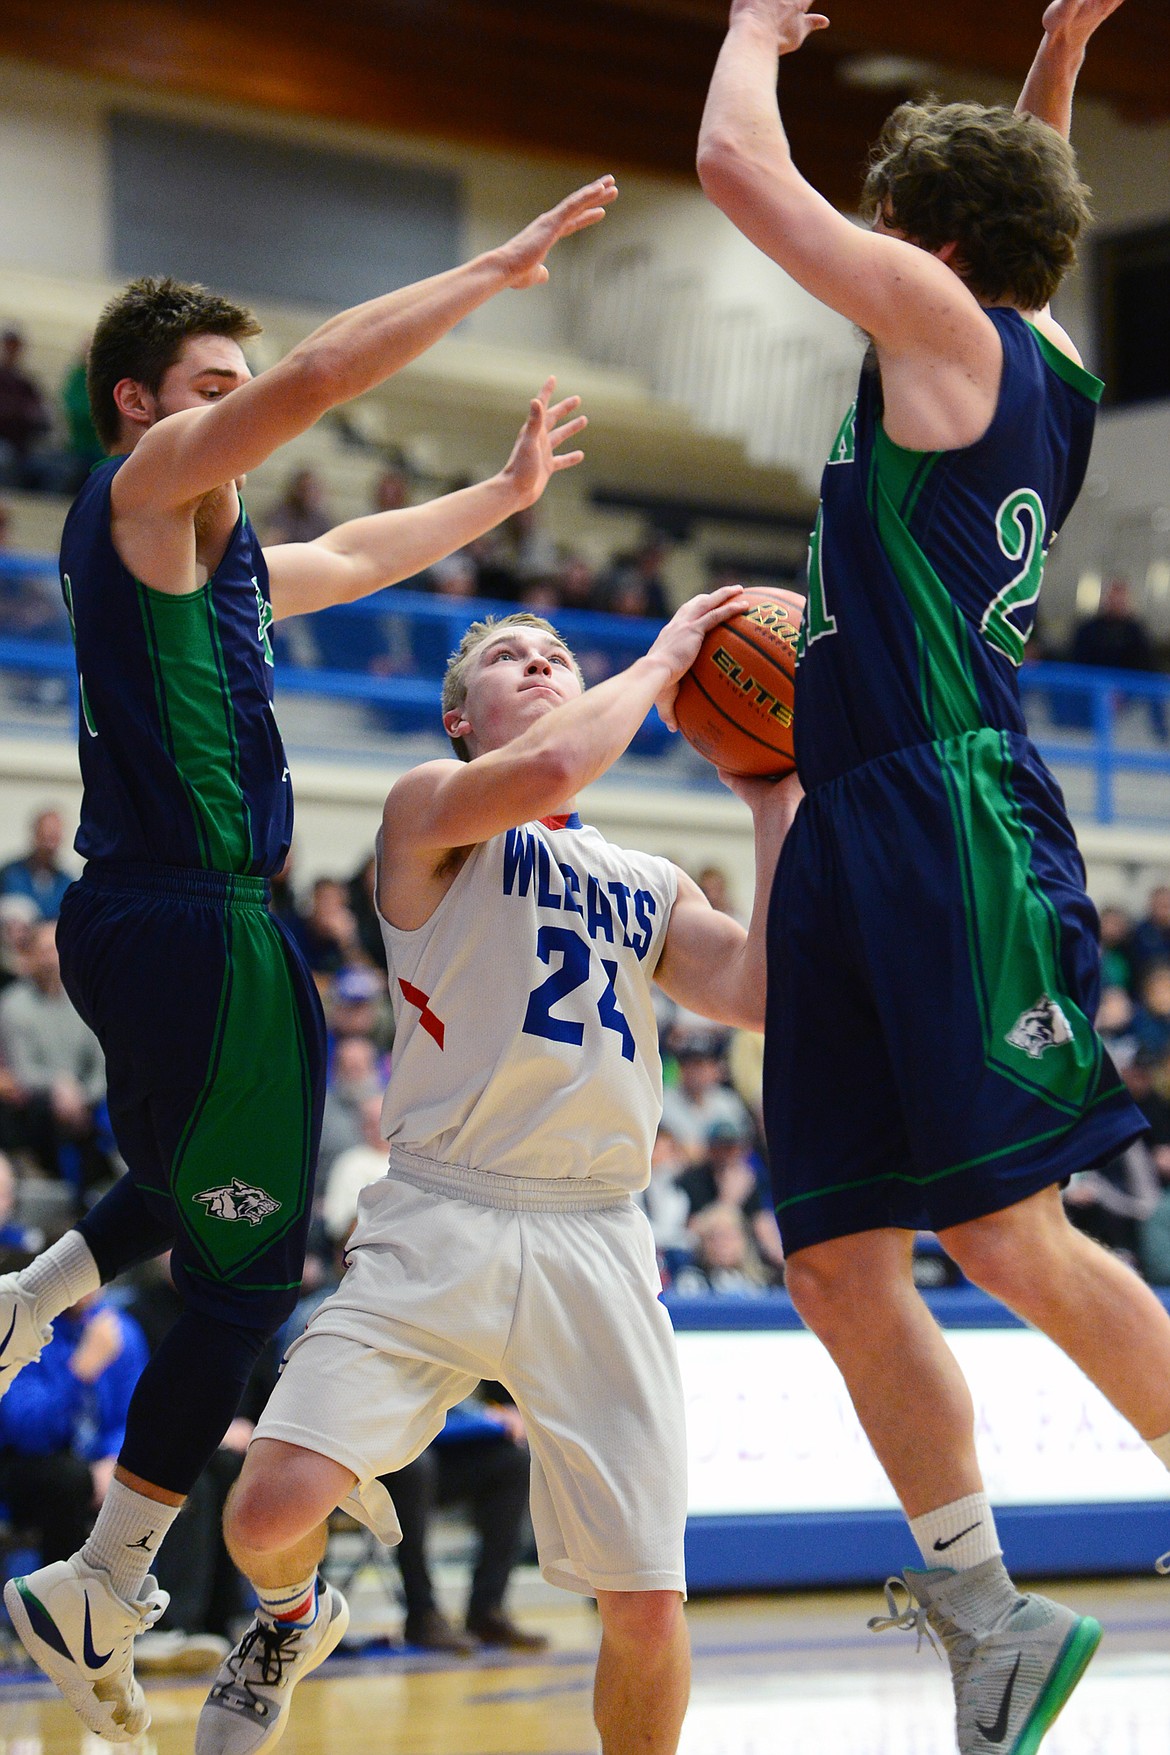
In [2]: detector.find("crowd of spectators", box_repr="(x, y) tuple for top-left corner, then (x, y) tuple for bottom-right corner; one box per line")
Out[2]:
(258, 462), (679, 631)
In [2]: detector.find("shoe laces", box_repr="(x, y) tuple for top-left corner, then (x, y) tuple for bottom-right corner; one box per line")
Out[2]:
(228, 1619), (305, 1691)
(867, 1575), (944, 1661)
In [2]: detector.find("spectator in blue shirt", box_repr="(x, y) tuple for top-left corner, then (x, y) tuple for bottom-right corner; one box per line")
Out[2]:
(0, 808), (73, 923)
(0, 1291), (148, 1564)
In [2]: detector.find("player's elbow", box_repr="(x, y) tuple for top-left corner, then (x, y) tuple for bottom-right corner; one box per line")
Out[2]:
(697, 133), (754, 209)
(282, 338), (349, 422)
(530, 744), (579, 806)
(730, 980), (765, 1034)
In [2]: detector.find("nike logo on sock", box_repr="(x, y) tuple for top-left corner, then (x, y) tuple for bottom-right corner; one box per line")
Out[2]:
(933, 1521), (982, 1553)
(976, 1652), (1021, 1743)
(127, 1532), (156, 1553)
(0, 1306), (18, 1361)
(82, 1593), (114, 1670)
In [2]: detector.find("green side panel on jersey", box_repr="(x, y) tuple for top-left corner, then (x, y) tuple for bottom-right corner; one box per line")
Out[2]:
(937, 727), (1103, 1114)
(172, 901), (312, 1282)
(137, 582), (253, 871)
(1023, 321), (1104, 404)
(867, 425), (984, 742)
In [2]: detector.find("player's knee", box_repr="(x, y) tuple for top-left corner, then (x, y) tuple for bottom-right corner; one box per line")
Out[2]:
(941, 1196), (1065, 1296)
(785, 1249), (859, 1334)
(223, 1471), (291, 1558)
(597, 1589), (682, 1654)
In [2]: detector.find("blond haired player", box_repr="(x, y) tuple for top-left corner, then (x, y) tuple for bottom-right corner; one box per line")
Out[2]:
(194, 596), (800, 1755)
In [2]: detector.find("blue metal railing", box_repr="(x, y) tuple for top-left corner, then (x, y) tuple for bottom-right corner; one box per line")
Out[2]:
(3, 550), (1170, 823)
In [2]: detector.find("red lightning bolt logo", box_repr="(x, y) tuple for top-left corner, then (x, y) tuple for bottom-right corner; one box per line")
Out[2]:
(399, 980), (446, 1050)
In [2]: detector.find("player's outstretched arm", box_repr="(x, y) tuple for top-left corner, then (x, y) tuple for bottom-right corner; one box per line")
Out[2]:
(383, 589), (748, 860)
(655, 772), (802, 1031)
(114, 177), (616, 516)
(1017, 0), (1127, 140)
(266, 380), (587, 620)
(696, 1), (984, 356)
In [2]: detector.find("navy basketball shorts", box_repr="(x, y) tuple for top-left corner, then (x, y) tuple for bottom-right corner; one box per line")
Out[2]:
(57, 862), (326, 1327)
(764, 728), (1146, 1255)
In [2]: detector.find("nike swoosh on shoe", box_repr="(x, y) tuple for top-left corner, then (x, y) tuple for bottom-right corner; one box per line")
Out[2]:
(976, 1651), (1022, 1744)
(82, 1594), (115, 1669)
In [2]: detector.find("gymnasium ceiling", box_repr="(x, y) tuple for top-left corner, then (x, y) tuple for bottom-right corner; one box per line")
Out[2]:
(0, 0), (1166, 208)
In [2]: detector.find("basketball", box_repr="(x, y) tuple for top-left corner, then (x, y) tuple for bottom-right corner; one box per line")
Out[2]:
(674, 587), (804, 778)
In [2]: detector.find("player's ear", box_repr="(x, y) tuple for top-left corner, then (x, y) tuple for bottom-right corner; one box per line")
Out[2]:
(442, 706), (472, 742)
(112, 376), (154, 433)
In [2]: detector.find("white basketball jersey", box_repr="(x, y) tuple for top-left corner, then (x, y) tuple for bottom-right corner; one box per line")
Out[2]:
(377, 815), (678, 1192)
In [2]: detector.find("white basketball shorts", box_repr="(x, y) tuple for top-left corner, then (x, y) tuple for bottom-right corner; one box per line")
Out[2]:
(254, 1154), (688, 1597)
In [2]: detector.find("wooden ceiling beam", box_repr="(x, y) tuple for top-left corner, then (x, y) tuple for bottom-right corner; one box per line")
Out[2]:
(0, 0), (1162, 222)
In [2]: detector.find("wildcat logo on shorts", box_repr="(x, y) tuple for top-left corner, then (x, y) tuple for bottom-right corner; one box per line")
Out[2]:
(194, 1178), (282, 1225)
(1005, 995), (1074, 1059)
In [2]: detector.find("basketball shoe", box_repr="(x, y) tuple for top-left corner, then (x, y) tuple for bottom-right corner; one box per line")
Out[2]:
(0, 1273), (52, 1399)
(4, 1554), (168, 1742)
(869, 1559), (1101, 1754)
(195, 1582), (349, 1755)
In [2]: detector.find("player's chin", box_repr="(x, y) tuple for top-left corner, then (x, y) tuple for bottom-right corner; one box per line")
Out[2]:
(516, 687), (565, 712)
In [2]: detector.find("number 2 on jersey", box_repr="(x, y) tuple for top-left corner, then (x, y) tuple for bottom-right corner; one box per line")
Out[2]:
(981, 488), (1047, 668)
(523, 925), (635, 1060)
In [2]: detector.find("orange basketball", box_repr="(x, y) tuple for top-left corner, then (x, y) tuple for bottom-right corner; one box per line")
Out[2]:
(674, 587), (803, 778)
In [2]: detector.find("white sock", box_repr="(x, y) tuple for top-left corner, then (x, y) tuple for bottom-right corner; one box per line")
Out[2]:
(256, 1571), (319, 1628)
(17, 1230), (100, 1323)
(909, 1492), (1002, 1573)
(81, 1478), (182, 1603)
(1148, 1430), (1170, 1471)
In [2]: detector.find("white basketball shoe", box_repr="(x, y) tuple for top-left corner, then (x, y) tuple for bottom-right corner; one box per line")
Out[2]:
(870, 1560), (1102, 1754)
(4, 1554), (168, 1741)
(195, 1583), (350, 1755)
(0, 1273), (52, 1399)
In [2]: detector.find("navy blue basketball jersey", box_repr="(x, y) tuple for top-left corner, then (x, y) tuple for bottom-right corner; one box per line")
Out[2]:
(795, 308), (1102, 789)
(60, 458), (292, 875)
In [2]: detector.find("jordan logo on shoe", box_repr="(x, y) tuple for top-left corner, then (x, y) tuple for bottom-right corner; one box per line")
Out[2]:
(976, 1652), (1022, 1744)
(933, 1521), (982, 1553)
(82, 1593), (114, 1670)
(127, 1531), (156, 1553)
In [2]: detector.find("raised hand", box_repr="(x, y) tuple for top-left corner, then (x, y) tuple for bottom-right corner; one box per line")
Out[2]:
(649, 585), (748, 730)
(497, 176), (618, 291)
(1041, 0), (1127, 50)
(729, 0), (829, 55)
(499, 378), (589, 506)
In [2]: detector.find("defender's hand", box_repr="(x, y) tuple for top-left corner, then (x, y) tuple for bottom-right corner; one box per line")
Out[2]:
(729, 0), (829, 55)
(497, 177), (618, 291)
(719, 767), (804, 820)
(498, 378), (588, 508)
(650, 586), (748, 731)
(1041, 0), (1127, 50)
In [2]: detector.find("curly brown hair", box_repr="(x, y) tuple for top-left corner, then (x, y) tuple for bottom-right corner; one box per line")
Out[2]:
(87, 276), (261, 451)
(862, 101), (1092, 312)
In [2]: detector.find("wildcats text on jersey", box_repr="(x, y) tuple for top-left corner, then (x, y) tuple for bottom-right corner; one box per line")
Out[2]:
(502, 826), (658, 960)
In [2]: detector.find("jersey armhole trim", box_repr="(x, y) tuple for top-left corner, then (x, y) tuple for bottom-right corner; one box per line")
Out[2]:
(1022, 320), (1104, 404)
